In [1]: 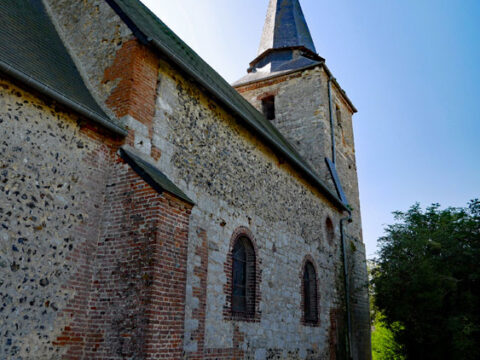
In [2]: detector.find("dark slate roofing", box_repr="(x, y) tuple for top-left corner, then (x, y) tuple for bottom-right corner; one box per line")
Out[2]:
(106, 0), (347, 211)
(233, 0), (357, 113)
(233, 57), (322, 87)
(0, 0), (126, 136)
(236, 0), (324, 86)
(120, 146), (194, 205)
(258, 0), (317, 56)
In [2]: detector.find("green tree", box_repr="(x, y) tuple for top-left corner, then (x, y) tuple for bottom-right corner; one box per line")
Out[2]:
(369, 261), (404, 360)
(371, 314), (404, 360)
(371, 200), (480, 360)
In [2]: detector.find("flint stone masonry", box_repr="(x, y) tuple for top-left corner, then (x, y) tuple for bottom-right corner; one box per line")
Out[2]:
(235, 66), (361, 239)
(0, 79), (115, 359)
(235, 65), (369, 359)
(0, 78), (194, 359)
(151, 60), (348, 359)
(1, 0), (371, 358)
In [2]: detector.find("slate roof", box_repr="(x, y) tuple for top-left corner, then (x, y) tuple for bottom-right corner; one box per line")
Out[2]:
(234, 0), (322, 88)
(120, 146), (194, 205)
(233, 56), (322, 87)
(257, 0), (317, 56)
(108, 0), (348, 211)
(0, 0), (126, 136)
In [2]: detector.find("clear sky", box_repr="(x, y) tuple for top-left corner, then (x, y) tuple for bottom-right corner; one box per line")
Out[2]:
(142, 0), (480, 258)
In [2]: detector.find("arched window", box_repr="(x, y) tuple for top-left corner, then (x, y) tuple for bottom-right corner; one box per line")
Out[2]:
(303, 261), (318, 324)
(232, 236), (256, 316)
(326, 217), (335, 245)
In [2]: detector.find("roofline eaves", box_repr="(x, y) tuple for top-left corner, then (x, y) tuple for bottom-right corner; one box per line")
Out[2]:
(107, 1), (348, 212)
(235, 62), (357, 114)
(0, 59), (128, 136)
(150, 37), (348, 212)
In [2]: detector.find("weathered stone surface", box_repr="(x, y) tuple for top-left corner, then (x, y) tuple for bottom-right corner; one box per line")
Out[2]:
(151, 60), (348, 359)
(1, 1), (370, 358)
(44, 0), (134, 120)
(0, 79), (112, 359)
(235, 64), (370, 359)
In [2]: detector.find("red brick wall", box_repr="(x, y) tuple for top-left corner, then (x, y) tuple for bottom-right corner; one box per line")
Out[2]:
(186, 228), (208, 360)
(103, 39), (160, 153)
(51, 129), (192, 359)
(51, 123), (122, 359)
(86, 158), (191, 359)
(58, 36), (193, 359)
(103, 39), (159, 128)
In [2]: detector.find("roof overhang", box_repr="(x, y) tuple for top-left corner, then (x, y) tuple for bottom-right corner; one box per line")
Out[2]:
(0, 59), (128, 136)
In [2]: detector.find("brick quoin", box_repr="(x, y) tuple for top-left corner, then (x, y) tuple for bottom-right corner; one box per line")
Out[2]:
(52, 124), (192, 358)
(185, 228), (208, 360)
(103, 39), (160, 148)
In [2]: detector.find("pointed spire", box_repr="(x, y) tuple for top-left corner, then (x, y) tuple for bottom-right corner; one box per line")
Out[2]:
(258, 0), (316, 56)
(233, 0), (324, 86)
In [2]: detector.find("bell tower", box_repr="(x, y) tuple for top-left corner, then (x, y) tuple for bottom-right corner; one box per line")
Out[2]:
(233, 2), (371, 358)
(233, 0), (359, 211)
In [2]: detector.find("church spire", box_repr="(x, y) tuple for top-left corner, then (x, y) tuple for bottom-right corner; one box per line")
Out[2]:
(233, 0), (324, 86)
(240, 0), (323, 79)
(258, 0), (316, 56)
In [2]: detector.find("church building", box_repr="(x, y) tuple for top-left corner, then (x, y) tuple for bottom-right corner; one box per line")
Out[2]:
(0, 0), (371, 359)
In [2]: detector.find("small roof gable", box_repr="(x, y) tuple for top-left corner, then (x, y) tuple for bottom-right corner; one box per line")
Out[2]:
(120, 146), (194, 205)
(0, 0), (125, 135)
(107, 0), (348, 212)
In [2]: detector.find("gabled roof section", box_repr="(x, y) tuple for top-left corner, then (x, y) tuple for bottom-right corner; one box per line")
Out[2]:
(106, 0), (348, 212)
(0, 0), (126, 136)
(120, 146), (194, 205)
(258, 0), (316, 56)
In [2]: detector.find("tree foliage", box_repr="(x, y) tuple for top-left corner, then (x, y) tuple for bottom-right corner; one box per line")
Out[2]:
(371, 200), (480, 360)
(371, 314), (404, 360)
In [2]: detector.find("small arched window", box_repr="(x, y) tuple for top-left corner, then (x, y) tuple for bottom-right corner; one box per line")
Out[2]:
(303, 261), (318, 324)
(326, 217), (335, 245)
(232, 236), (256, 316)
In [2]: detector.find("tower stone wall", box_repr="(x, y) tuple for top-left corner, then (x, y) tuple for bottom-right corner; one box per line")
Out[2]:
(235, 67), (361, 240)
(235, 67), (370, 360)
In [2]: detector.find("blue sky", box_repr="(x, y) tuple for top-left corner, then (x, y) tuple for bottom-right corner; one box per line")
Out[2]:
(142, 0), (480, 257)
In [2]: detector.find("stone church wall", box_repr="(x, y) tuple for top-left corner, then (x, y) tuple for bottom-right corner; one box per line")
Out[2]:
(0, 78), (193, 359)
(151, 60), (349, 359)
(236, 67), (334, 195)
(1, 1), (370, 358)
(0, 78), (116, 358)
